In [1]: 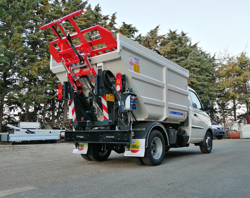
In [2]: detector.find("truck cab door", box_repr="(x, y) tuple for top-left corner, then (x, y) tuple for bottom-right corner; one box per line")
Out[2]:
(189, 91), (209, 140)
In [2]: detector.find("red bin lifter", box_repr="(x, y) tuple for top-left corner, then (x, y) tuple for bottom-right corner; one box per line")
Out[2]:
(40, 9), (117, 89)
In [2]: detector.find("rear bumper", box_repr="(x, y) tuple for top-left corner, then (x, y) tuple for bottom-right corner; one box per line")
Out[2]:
(65, 130), (131, 144)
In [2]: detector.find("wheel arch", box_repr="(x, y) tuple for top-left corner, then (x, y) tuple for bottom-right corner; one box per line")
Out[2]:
(132, 122), (170, 148)
(200, 128), (213, 146)
(145, 123), (169, 148)
(206, 128), (213, 139)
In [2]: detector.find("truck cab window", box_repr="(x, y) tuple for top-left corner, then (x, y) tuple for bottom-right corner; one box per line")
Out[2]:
(190, 91), (202, 109)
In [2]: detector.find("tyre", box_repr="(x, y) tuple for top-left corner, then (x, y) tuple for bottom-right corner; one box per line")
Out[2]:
(200, 131), (213, 153)
(132, 157), (145, 165)
(216, 136), (223, 140)
(81, 154), (92, 161)
(142, 130), (165, 166)
(88, 143), (111, 161)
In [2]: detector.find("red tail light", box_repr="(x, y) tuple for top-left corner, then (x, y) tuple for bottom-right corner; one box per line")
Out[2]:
(58, 84), (63, 100)
(116, 73), (122, 92)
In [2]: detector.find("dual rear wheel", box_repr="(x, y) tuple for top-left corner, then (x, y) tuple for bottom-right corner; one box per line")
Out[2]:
(81, 143), (111, 161)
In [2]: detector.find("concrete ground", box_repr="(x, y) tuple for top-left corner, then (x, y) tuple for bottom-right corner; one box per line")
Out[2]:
(0, 139), (250, 198)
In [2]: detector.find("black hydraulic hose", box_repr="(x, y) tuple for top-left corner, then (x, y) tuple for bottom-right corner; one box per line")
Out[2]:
(66, 34), (85, 65)
(102, 70), (121, 101)
(102, 70), (115, 90)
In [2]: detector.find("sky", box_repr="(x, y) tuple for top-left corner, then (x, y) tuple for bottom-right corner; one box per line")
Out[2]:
(88, 0), (250, 57)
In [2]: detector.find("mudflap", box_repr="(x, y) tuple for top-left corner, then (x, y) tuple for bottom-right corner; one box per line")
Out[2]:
(73, 143), (88, 154)
(124, 139), (145, 157)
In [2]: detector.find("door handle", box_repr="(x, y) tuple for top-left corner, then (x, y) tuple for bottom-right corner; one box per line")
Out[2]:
(194, 114), (198, 117)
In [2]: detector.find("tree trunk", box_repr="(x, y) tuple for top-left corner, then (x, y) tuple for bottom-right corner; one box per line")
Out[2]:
(24, 107), (29, 121)
(0, 71), (7, 131)
(233, 99), (237, 121)
(34, 106), (38, 122)
(63, 101), (68, 127)
(55, 100), (63, 128)
(222, 108), (226, 128)
(42, 101), (47, 127)
(246, 101), (249, 117)
(0, 103), (3, 132)
(51, 98), (55, 127)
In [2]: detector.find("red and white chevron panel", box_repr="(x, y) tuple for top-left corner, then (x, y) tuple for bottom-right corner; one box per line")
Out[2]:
(101, 96), (109, 120)
(69, 100), (77, 122)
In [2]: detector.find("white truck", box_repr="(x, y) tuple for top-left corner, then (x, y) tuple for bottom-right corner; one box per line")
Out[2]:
(40, 9), (213, 166)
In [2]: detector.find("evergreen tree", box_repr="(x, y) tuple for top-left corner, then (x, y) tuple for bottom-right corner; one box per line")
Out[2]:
(216, 52), (250, 121)
(214, 86), (232, 126)
(236, 52), (250, 117)
(116, 22), (138, 39)
(0, 0), (29, 132)
(15, 0), (59, 125)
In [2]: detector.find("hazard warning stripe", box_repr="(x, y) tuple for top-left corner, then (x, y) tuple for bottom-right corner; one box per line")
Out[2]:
(101, 96), (109, 120)
(69, 100), (77, 122)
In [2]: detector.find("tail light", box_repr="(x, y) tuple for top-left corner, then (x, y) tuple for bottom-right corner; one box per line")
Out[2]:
(58, 84), (63, 100)
(116, 73), (122, 92)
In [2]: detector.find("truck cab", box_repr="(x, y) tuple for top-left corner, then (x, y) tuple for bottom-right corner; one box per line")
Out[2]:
(187, 88), (212, 143)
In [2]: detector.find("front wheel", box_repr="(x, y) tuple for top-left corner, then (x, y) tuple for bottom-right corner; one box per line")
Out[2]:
(142, 130), (165, 166)
(200, 131), (213, 153)
(88, 143), (111, 161)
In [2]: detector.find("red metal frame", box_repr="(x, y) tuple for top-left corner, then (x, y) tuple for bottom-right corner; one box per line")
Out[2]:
(40, 9), (117, 80)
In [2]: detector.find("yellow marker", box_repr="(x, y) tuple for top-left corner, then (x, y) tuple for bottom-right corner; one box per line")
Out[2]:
(106, 94), (115, 102)
(134, 64), (140, 73)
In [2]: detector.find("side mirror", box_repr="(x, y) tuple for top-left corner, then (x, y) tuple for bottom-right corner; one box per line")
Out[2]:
(203, 100), (211, 111)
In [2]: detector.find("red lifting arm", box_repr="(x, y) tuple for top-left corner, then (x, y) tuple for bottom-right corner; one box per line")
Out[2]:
(40, 9), (117, 79)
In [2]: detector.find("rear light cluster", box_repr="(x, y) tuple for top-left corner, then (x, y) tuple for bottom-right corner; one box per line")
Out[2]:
(116, 73), (122, 92)
(58, 84), (63, 100)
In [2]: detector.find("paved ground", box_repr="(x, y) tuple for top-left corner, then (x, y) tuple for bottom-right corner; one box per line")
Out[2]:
(0, 139), (250, 198)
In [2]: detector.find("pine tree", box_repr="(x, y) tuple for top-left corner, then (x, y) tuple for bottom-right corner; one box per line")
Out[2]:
(116, 22), (138, 39)
(0, 0), (29, 131)
(14, 0), (58, 124)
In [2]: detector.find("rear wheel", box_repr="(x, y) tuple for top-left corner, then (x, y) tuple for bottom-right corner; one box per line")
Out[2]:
(200, 131), (213, 153)
(88, 143), (111, 161)
(132, 157), (145, 165)
(81, 154), (92, 161)
(142, 130), (165, 166)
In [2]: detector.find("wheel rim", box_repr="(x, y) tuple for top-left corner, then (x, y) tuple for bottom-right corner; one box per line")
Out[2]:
(206, 134), (212, 150)
(95, 144), (109, 156)
(151, 137), (163, 159)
